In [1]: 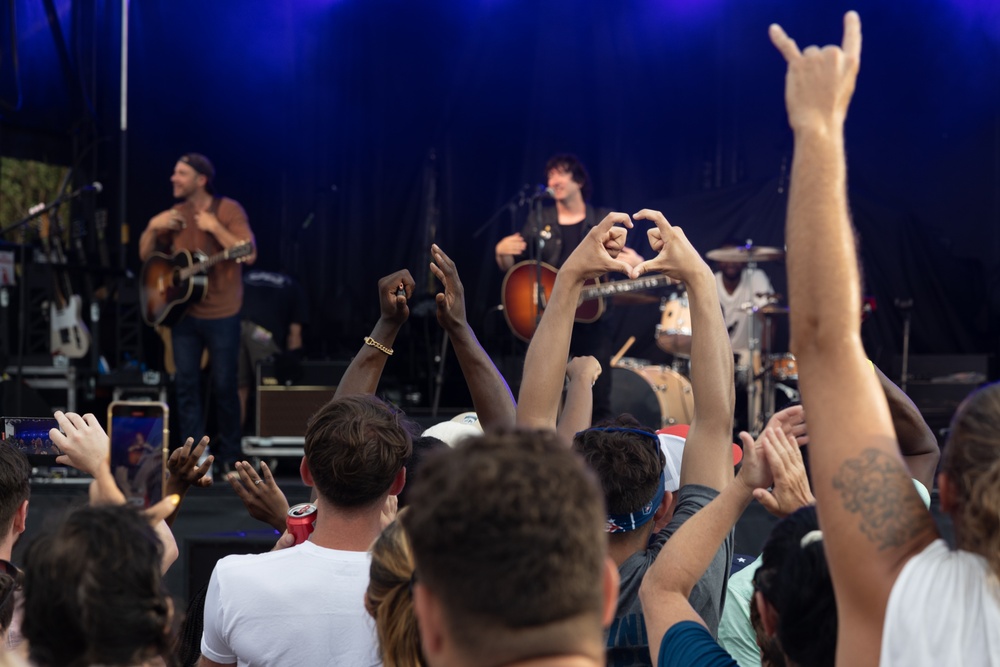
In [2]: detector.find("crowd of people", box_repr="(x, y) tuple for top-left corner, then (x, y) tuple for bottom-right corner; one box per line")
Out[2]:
(0, 12), (997, 667)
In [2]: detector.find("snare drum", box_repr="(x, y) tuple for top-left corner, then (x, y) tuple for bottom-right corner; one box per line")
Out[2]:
(655, 292), (692, 357)
(769, 353), (798, 381)
(610, 359), (694, 429)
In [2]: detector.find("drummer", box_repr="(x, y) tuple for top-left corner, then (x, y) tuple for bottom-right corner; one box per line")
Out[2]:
(711, 242), (776, 351)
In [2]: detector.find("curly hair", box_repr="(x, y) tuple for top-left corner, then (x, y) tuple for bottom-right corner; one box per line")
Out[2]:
(366, 510), (425, 667)
(21, 504), (172, 667)
(943, 382), (1000, 579)
(304, 394), (412, 509)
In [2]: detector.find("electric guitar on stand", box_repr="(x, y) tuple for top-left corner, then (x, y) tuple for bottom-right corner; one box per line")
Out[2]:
(501, 260), (674, 342)
(39, 213), (91, 358)
(140, 241), (253, 327)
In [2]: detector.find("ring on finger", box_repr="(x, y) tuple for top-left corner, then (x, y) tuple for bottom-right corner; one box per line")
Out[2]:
(254, 479), (263, 485)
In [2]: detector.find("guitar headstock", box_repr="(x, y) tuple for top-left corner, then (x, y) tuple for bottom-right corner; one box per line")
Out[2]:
(228, 241), (254, 263)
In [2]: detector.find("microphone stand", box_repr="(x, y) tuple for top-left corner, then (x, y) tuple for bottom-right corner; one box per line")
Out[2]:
(471, 186), (530, 240)
(530, 195), (550, 334)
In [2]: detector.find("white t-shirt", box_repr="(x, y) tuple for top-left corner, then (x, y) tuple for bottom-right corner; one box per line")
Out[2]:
(881, 539), (1000, 666)
(715, 269), (773, 351)
(201, 540), (380, 667)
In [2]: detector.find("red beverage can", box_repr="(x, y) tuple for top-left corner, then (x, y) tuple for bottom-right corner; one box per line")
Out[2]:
(287, 503), (317, 545)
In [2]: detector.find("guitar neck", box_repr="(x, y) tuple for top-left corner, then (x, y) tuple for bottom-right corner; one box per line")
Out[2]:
(580, 274), (673, 301)
(177, 248), (235, 281)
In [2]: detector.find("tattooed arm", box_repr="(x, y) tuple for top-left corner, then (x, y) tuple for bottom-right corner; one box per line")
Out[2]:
(774, 12), (937, 665)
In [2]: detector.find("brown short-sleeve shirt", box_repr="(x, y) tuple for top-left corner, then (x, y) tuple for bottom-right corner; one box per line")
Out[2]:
(161, 197), (254, 319)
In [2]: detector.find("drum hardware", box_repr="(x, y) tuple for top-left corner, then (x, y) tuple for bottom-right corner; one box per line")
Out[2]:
(655, 291), (692, 357)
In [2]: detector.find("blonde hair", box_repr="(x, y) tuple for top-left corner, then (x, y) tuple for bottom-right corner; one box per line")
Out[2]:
(366, 511), (425, 667)
(944, 383), (1000, 579)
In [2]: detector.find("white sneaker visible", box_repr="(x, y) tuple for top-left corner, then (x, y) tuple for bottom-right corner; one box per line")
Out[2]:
(198, 447), (214, 481)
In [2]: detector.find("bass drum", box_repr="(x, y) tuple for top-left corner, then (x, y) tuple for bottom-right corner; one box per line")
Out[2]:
(609, 360), (694, 429)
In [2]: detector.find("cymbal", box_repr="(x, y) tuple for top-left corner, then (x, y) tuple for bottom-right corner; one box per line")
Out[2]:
(705, 246), (785, 263)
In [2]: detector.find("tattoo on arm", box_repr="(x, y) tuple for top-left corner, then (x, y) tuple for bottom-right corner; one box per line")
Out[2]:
(832, 448), (931, 551)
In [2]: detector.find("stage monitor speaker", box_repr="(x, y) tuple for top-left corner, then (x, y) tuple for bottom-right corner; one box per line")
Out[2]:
(255, 360), (348, 438)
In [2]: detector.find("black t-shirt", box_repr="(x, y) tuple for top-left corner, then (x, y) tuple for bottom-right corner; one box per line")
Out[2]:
(556, 218), (587, 267)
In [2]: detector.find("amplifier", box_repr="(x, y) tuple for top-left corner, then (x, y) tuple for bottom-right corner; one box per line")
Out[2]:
(255, 360), (348, 438)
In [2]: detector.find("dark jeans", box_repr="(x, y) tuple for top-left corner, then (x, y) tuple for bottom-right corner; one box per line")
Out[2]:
(172, 313), (242, 465)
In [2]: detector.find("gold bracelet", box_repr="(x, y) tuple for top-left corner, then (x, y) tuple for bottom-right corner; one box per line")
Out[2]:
(364, 336), (393, 356)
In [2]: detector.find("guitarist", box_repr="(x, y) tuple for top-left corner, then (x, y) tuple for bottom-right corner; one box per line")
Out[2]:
(494, 154), (643, 422)
(138, 153), (256, 477)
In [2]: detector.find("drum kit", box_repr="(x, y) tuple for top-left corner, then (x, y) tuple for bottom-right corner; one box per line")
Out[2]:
(610, 241), (794, 436)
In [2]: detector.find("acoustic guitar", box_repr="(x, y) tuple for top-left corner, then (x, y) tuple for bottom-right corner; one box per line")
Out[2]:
(39, 213), (91, 358)
(501, 260), (674, 342)
(140, 242), (253, 327)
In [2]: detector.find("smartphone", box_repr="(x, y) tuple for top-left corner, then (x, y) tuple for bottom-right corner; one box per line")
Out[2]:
(0, 417), (63, 466)
(107, 401), (169, 508)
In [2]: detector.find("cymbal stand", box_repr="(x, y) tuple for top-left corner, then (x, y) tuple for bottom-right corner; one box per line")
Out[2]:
(744, 243), (763, 436)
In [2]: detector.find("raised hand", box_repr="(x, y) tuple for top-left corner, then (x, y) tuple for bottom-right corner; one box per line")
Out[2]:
(430, 244), (467, 333)
(769, 11), (862, 133)
(735, 429), (774, 496)
(631, 209), (708, 282)
(565, 356), (602, 387)
(766, 404), (809, 446)
(226, 460), (290, 532)
(560, 212), (635, 281)
(166, 436), (214, 494)
(377, 269), (416, 326)
(50, 411), (109, 476)
(753, 425), (815, 518)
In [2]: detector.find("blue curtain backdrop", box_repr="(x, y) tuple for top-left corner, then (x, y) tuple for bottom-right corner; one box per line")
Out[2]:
(2, 0), (999, 401)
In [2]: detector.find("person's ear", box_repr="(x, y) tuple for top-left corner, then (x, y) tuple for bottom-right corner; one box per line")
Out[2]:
(652, 490), (674, 532)
(388, 467), (406, 497)
(10, 500), (28, 536)
(299, 457), (313, 487)
(413, 583), (446, 660)
(937, 471), (957, 513)
(601, 556), (621, 627)
(754, 591), (780, 638)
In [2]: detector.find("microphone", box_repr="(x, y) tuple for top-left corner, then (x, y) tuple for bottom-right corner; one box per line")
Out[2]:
(69, 182), (103, 197)
(528, 185), (555, 200)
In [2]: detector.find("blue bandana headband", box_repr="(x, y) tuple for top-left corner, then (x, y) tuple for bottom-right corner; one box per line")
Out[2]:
(578, 427), (667, 534)
(606, 470), (666, 534)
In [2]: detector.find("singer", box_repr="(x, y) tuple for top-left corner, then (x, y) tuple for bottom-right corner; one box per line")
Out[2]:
(495, 154), (640, 422)
(138, 153), (256, 477)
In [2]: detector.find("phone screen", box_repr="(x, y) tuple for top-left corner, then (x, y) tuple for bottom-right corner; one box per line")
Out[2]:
(0, 417), (63, 465)
(107, 402), (168, 508)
